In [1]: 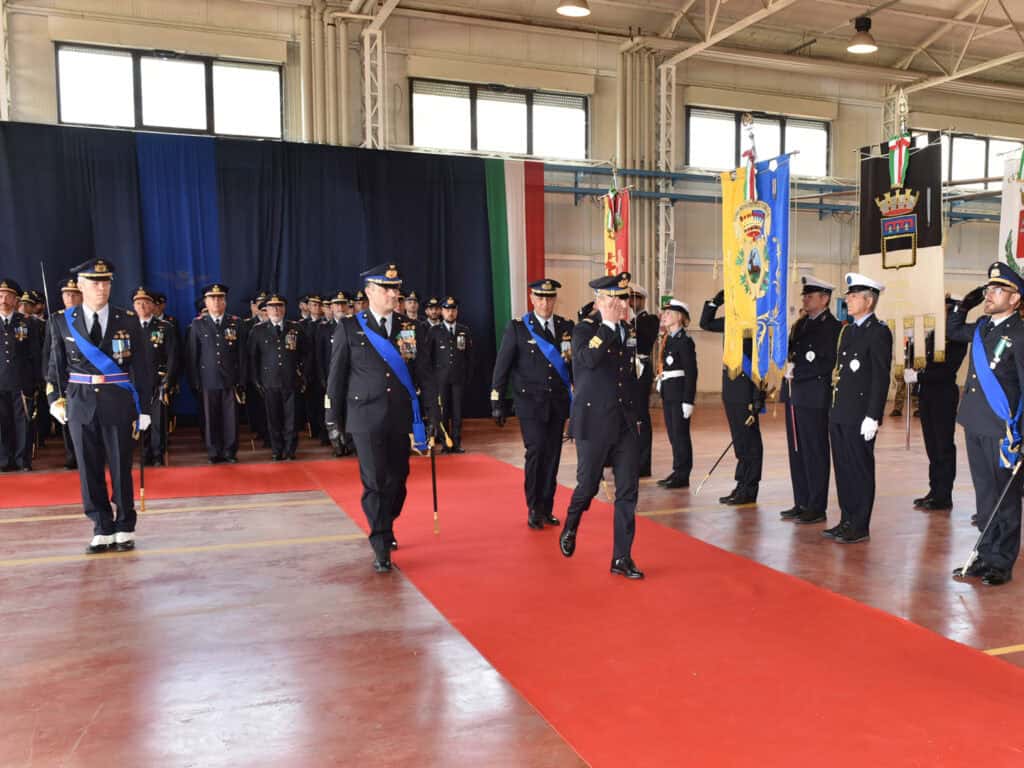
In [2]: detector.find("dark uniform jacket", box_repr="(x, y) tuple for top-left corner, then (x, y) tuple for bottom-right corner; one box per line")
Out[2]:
(0, 312), (42, 393)
(46, 306), (153, 425)
(780, 309), (842, 409)
(491, 312), (574, 421)
(829, 314), (893, 425)
(140, 317), (179, 400)
(421, 321), (474, 387)
(699, 301), (759, 405)
(948, 308), (1024, 438)
(916, 330), (968, 395)
(248, 320), (309, 391)
(326, 311), (425, 434)
(659, 328), (697, 405)
(316, 319), (337, 388)
(186, 314), (246, 391)
(569, 311), (639, 443)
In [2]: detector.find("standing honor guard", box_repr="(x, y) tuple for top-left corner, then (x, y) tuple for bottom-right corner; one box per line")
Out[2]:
(248, 294), (308, 461)
(656, 299), (697, 489)
(904, 295), (968, 512)
(46, 259), (152, 553)
(186, 283), (246, 464)
(0, 278), (42, 472)
(948, 264), (1024, 586)
(559, 272), (645, 580)
(825, 273), (893, 544)
(422, 296), (473, 453)
(53, 277), (83, 469)
(629, 285), (659, 477)
(491, 278), (574, 529)
(326, 263), (427, 572)
(699, 289), (764, 504)
(132, 286), (178, 466)
(779, 277), (842, 524)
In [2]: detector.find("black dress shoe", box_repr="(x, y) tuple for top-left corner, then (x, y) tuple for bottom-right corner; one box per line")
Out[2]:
(271, 454), (282, 461)
(373, 558), (392, 573)
(19, 466), (31, 472)
(528, 517), (544, 530)
(153, 456), (165, 466)
(821, 522), (847, 539)
(953, 559), (989, 579)
(724, 493), (757, 505)
(795, 509), (827, 524)
(64, 460), (78, 470)
(982, 568), (1012, 586)
(226, 457), (239, 464)
(656, 476), (674, 487)
(836, 528), (870, 544)
(610, 556), (645, 579)
(208, 457), (223, 464)
(779, 505), (803, 520)
(450, 446), (466, 454)
(718, 489), (740, 504)
(912, 493), (933, 507)
(662, 479), (689, 489)
(559, 527), (577, 557)
(390, 538), (399, 550)
(918, 498), (952, 511)
(545, 514), (560, 525)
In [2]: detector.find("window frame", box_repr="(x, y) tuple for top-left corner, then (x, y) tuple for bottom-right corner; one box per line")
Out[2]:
(940, 131), (1023, 188)
(409, 77), (589, 159)
(55, 42), (284, 140)
(684, 105), (831, 177)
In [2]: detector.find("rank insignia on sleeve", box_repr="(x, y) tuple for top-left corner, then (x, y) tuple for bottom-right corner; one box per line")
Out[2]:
(589, 335), (603, 349)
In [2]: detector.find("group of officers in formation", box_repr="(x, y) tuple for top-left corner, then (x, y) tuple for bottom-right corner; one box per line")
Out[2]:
(3, 255), (1023, 586)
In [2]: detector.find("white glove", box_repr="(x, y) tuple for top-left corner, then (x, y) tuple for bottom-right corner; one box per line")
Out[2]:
(860, 416), (879, 442)
(49, 400), (67, 425)
(682, 403), (694, 419)
(137, 414), (152, 431)
(784, 362), (794, 380)
(903, 368), (918, 384)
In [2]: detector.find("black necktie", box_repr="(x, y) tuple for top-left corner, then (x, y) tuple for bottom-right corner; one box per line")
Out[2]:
(89, 313), (102, 346)
(276, 324), (283, 337)
(2, 318), (8, 331)
(380, 317), (389, 338)
(142, 321), (149, 331)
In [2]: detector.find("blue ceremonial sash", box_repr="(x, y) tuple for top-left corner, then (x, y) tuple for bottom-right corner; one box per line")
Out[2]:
(355, 312), (427, 452)
(66, 309), (142, 416)
(972, 319), (1023, 467)
(522, 313), (572, 403)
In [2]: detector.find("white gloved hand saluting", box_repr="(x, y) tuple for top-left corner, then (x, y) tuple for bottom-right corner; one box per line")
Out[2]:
(903, 368), (918, 384)
(860, 416), (879, 442)
(49, 400), (67, 425)
(682, 403), (694, 419)
(137, 414), (152, 431)
(784, 362), (794, 380)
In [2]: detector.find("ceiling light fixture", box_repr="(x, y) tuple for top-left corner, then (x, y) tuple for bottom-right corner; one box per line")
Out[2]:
(557, 0), (591, 18)
(847, 16), (878, 55)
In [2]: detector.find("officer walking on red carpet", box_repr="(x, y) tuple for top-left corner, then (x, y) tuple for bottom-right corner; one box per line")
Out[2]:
(325, 263), (428, 572)
(825, 273), (892, 544)
(655, 299), (697, 489)
(0, 278), (42, 472)
(948, 263), (1024, 586)
(45, 259), (153, 554)
(491, 278), (574, 529)
(559, 272), (645, 580)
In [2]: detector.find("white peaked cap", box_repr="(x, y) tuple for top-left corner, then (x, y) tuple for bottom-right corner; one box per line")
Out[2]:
(844, 272), (885, 293)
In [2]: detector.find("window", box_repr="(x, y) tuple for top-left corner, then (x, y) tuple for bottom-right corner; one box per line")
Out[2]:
(410, 78), (588, 159)
(56, 43), (282, 139)
(685, 106), (831, 177)
(919, 130), (1024, 189)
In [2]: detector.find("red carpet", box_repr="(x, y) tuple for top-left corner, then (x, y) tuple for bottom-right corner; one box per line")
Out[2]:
(301, 455), (1024, 767)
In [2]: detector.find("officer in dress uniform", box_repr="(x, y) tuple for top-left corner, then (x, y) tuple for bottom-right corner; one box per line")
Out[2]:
(46, 259), (153, 553)
(53, 277), (83, 469)
(322, 291), (354, 457)
(778, 277), (842, 525)
(904, 296), (968, 512)
(132, 286), (178, 466)
(248, 294), (308, 461)
(353, 289), (367, 315)
(404, 290), (422, 323)
(825, 273), (893, 544)
(628, 285), (659, 477)
(424, 297), (442, 328)
(18, 290), (48, 452)
(491, 278), (574, 529)
(0, 279), (42, 472)
(656, 299), (697, 489)
(948, 264), (1024, 586)
(558, 272), (645, 580)
(325, 263), (427, 572)
(241, 291), (269, 448)
(699, 289), (764, 504)
(421, 296), (473, 453)
(186, 283), (246, 463)
(302, 294), (327, 445)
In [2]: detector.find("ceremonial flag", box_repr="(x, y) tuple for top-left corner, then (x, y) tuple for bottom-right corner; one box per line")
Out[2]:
(603, 187), (630, 276)
(720, 168), (764, 379)
(753, 155), (790, 380)
(998, 154), (1024, 274)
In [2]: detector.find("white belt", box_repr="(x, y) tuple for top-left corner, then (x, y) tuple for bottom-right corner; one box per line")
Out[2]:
(656, 369), (685, 393)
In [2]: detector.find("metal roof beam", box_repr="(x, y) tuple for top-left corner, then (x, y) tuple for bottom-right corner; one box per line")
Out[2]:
(662, 0), (802, 67)
(904, 49), (1024, 92)
(894, 0), (987, 70)
(367, 0), (401, 31)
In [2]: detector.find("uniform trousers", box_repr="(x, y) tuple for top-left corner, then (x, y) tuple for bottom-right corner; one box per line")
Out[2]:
(69, 413), (136, 535)
(305, 382), (326, 441)
(564, 420), (640, 560)
(201, 388), (238, 460)
(145, 396), (169, 462)
(436, 380), (465, 447)
(247, 386), (268, 442)
(725, 402), (762, 496)
(662, 399), (693, 483)
(263, 388), (298, 458)
(829, 422), (876, 533)
(518, 411), (566, 519)
(785, 404), (830, 514)
(919, 385), (959, 503)
(965, 431), (1022, 571)
(636, 367), (653, 476)
(0, 390), (32, 469)
(351, 428), (410, 560)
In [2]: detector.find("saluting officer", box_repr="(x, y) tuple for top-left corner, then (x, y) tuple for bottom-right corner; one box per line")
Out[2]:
(186, 283), (246, 464)
(904, 295), (968, 512)
(421, 296), (473, 453)
(491, 278), (574, 529)
(248, 294), (308, 461)
(325, 263), (427, 572)
(779, 277), (842, 525)
(46, 259), (153, 553)
(699, 289), (764, 504)
(656, 299), (697, 489)
(0, 278), (42, 472)
(559, 272), (645, 580)
(948, 264), (1024, 586)
(826, 273), (893, 544)
(628, 285), (659, 477)
(132, 286), (178, 466)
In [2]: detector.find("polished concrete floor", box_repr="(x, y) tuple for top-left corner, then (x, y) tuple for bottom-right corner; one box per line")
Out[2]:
(3, 399), (1023, 766)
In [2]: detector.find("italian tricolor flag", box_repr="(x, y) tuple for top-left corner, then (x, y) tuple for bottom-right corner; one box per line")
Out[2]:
(485, 159), (545, 344)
